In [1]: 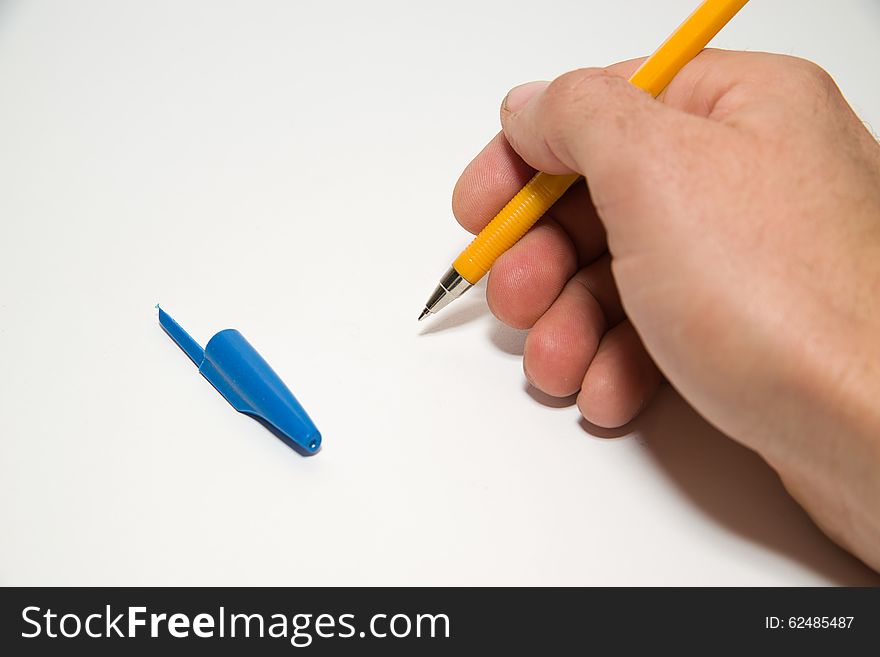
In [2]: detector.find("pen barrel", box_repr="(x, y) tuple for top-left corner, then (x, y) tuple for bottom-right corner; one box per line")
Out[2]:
(628, 0), (750, 97)
(453, 171), (580, 284)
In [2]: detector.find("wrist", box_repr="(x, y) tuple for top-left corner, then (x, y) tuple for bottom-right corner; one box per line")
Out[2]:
(781, 328), (880, 571)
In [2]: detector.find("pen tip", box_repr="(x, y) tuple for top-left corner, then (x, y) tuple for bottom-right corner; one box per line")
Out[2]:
(418, 308), (431, 321)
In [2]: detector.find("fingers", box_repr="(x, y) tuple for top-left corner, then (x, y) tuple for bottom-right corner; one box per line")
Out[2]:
(451, 131), (535, 235)
(502, 80), (551, 113)
(573, 254), (624, 325)
(453, 133), (609, 263)
(454, 57), (646, 228)
(494, 57), (653, 182)
(452, 138), (610, 275)
(522, 255), (624, 397)
(453, 64), (655, 254)
(523, 256), (660, 428)
(501, 67), (702, 201)
(485, 218), (577, 329)
(577, 321), (663, 429)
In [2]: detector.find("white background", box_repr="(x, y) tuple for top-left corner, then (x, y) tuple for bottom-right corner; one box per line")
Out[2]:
(1, 0), (879, 585)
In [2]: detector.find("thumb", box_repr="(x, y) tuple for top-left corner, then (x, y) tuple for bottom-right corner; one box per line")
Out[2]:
(501, 67), (710, 214)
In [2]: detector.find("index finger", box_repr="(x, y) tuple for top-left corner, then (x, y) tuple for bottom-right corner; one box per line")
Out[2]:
(451, 130), (536, 234)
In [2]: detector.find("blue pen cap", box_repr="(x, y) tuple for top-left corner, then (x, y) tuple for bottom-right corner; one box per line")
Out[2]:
(201, 330), (322, 453)
(159, 307), (321, 455)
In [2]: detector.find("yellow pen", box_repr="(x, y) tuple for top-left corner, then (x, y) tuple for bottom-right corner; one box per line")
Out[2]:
(418, 0), (750, 320)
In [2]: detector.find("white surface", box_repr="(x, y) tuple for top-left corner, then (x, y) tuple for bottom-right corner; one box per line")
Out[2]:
(1, 0), (878, 585)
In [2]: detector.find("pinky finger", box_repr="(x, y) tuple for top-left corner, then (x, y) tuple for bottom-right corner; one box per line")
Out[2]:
(577, 320), (662, 429)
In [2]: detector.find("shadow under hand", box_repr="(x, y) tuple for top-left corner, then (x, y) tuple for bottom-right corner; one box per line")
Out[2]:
(626, 386), (879, 585)
(488, 320), (528, 356)
(483, 305), (877, 583)
(525, 383), (577, 410)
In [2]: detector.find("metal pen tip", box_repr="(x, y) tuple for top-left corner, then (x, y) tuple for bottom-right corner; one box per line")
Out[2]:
(418, 308), (431, 321)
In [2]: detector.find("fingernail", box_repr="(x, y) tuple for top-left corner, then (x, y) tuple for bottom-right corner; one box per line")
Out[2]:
(503, 81), (549, 114)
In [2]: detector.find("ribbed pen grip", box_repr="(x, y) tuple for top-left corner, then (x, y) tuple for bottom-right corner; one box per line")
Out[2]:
(453, 172), (580, 284)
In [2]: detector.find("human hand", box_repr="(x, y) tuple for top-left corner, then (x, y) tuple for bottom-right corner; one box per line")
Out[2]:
(452, 50), (880, 570)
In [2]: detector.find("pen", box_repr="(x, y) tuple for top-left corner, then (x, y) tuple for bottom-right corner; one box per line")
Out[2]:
(418, 0), (750, 321)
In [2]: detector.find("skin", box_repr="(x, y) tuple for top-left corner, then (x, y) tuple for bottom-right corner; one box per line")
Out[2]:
(451, 50), (880, 571)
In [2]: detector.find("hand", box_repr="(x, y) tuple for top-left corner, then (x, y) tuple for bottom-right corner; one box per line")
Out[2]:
(452, 50), (880, 570)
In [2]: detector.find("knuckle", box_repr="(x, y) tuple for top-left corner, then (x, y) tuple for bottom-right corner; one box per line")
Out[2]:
(779, 56), (839, 98)
(791, 59), (846, 119)
(794, 58), (833, 85)
(543, 68), (613, 118)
